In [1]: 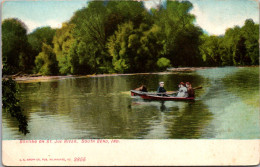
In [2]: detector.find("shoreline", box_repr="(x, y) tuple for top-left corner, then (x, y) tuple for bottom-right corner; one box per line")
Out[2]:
(3, 71), (180, 83)
(3, 66), (258, 83)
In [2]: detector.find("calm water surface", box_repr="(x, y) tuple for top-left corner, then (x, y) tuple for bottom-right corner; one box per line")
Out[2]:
(2, 67), (259, 139)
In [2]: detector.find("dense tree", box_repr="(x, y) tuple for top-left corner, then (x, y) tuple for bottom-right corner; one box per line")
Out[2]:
(28, 27), (56, 71)
(153, 1), (203, 67)
(2, 18), (33, 74)
(2, 1), (259, 75)
(35, 43), (58, 75)
(107, 22), (164, 73)
(28, 27), (56, 53)
(53, 23), (76, 74)
(70, 1), (110, 73)
(202, 19), (260, 66)
(199, 19), (259, 66)
(241, 19), (259, 65)
(172, 25), (203, 66)
(233, 36), (247, 65)
(199, 35), (223, 66)
(107, 21), (135, 73)
(68, 1), (153, 74)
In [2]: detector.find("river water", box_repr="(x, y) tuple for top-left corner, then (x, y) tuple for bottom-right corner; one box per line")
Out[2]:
(2, 67), (259, 139)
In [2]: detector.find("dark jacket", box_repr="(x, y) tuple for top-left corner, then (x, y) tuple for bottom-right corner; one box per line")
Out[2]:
(157, 87), (167, 96)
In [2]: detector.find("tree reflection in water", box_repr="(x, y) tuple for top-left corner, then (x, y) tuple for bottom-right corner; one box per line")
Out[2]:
(167, 100), (212, 139)
(3, 71), (214, 139)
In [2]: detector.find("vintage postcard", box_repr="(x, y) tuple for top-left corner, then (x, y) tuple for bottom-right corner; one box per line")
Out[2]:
(1, 0), (259, 166)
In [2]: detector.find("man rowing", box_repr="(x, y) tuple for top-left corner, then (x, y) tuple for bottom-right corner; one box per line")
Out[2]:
(157, 81), (168, 96)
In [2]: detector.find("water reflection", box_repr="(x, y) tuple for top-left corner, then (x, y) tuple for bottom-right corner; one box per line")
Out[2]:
(168, 100), (212, 139)
(2, 67), (259, 139)
(196, 67), (259, 139)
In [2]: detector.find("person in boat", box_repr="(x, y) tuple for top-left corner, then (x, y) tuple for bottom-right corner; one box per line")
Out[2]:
(157, 82), (167, 96)
(186, 82), (194, 97)
(177, 82), (188, 97)
(135, 85), (148, 92)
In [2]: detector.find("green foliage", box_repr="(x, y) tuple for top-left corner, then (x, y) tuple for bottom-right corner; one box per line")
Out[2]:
(173, 25), (203, 66)
(153, 1), (203, 67)
(2, 2), (259, 76)
(35, 43), (58, 75)
(157, 57), (171, 70)
(70, 1), (109, 74)
(233, 36), (247, 65)
(2, 78), (29, 134)
(107, 22), (164, 73)
(2, 18), (33, 74)
(199, 35), (223, 66)
(107, 21), (134, 73)
(241, 19), (259, 65)
(200, 19), (259, 66)
(28, 27), (56, 71)
(68, 1), (154, 74)
(53, 23), (75, 74)
(28, 26), (56, 52)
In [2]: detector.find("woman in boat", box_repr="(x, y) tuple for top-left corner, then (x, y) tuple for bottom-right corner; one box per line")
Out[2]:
(157, 82), (167, 96)
(186, 82), (194, 97)
(135, 85), (148, 92)
(177, 82), (188, 97)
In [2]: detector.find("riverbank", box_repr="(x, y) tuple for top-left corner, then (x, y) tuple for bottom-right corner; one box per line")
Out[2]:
(3, 72), (177, 83)
(166, 65), (259, 71)
(166, 67), (217, 72)
(3, 66), (258, 83)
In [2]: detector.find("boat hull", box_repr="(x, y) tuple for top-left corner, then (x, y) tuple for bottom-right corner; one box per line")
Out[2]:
(130, 90), (195, 101)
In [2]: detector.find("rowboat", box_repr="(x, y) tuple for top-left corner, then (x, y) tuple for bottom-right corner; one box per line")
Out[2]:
(130, 90), (195, 101)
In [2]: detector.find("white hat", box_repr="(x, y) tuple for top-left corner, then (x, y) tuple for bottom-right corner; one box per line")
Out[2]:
(159, 82), (164, 84)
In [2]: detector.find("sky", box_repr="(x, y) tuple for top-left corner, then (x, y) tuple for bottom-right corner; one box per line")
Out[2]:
(2, 1), (88, 32)
(188, 0), (259, 35)
(2, 0), (259, 35)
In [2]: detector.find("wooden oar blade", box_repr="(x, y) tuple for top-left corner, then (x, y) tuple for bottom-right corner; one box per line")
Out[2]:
(193, 86), (202, 90)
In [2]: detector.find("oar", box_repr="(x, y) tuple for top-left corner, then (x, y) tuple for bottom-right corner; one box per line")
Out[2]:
(167, 91), (177, 94)
(141, 91), (176, 95)
(135, 86), (203, 95)
(193, 86), (202, 90)
(167, 86), (202, 94)
(163, 86), (203, 95)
